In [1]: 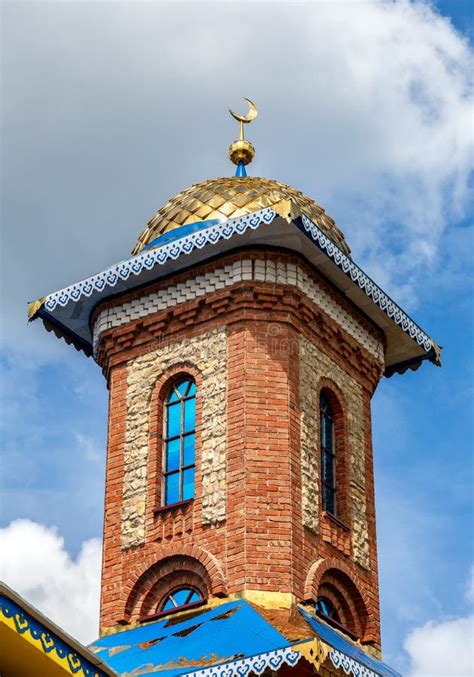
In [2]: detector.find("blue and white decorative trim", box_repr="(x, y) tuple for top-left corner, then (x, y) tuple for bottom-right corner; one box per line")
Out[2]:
(33, 202), (436, 367)
(41, 209), (277, 314)
(185, 644), (384, 677)
(330, 649), (380, 677)
(186, 645), (301, 676)
(299, 214), (433, 353)
(0, 595), (109, 677)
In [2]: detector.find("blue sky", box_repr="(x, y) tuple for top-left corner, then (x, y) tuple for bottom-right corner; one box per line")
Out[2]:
(1, 1), (473, 674)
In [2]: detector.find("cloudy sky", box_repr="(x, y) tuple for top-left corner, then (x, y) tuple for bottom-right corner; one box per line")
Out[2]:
(1, 1), (473, 674)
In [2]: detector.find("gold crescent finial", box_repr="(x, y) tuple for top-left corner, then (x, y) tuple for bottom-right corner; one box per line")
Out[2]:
(229, 98), (258, 126)
(228, 97), (258, 172)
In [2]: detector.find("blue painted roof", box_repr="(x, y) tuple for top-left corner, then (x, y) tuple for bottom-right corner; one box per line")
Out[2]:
(142, 219), (222, 251)
(90, 600), (290, 676)
(297, 606), (401, 677)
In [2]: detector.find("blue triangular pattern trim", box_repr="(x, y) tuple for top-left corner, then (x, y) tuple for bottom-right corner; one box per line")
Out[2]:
(0, 594), (109, 677)
(298, 214), (433, 353)
(40, 206), (434, 359)
(42, 208), (277, 314)
(185, 645), (300, 676)
(184, 642), (386, 677)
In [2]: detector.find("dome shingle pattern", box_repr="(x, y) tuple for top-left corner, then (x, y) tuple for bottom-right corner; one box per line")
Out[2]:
(132, 177), (350, 256)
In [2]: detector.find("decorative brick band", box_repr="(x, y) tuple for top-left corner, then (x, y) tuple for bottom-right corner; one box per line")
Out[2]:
(93, 258), (384, 364)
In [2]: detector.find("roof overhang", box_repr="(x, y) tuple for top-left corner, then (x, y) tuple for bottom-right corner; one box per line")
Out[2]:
(0, 582), (115, 677)
(28, 205), (441, 377)
(89, 598), (400, 677)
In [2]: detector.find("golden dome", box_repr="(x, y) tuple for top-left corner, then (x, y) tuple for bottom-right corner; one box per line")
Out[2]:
(131, 177), (350, 256)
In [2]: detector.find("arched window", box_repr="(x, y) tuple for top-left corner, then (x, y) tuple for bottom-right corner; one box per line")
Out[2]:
(314, 569), (369, 641)
(164, 378), (196, 505)
(320, 392), (336, 515)
(161, 587), (203, 613)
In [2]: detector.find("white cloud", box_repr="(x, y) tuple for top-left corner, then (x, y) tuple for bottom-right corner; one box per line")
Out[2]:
(0, 519), (101, 645)
(1, 0), (473, 356)
(405, 615), (474, 676)
(405, 565), (474, 676)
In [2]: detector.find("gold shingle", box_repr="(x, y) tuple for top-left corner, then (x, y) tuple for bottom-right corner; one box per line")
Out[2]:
(131, 177), (350, 256)
(206, 195), (227, 209)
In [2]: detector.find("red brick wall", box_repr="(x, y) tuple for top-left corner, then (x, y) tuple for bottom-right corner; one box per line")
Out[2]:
(97, 249), (383, 650)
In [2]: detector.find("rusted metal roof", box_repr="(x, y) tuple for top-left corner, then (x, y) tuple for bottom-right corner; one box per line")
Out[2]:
(89, 600), (291, 676)
(89, 599), (401, 677)
(297, 605), (401, 677)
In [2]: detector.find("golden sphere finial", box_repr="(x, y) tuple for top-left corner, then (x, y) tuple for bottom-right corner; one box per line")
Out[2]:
(228, 98), (258, 173)
(228, 139), (255, 166)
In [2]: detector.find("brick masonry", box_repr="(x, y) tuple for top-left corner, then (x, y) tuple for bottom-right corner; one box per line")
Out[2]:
(97, 249), (384, 650)
(93, 257), (384, 364)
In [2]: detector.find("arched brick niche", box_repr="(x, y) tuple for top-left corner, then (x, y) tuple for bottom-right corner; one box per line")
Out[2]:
(139, 560), (209, 620)
(122, 546), (227, 623)
(304, 558), (373, 643)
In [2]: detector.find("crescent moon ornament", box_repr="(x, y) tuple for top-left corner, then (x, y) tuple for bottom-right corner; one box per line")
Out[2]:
(228, 97), (258, 174)
(229, 97), (258, 124)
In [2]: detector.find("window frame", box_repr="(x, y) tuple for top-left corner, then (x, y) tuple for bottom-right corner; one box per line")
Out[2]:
(160, 586), (203, 612)
(162, 378), (196, 507)
(320, 391), (337, 516)
(140, 584), (206, 623)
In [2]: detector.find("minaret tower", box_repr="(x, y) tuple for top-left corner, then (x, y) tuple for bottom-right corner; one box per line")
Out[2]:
(29, 101), (440, 676)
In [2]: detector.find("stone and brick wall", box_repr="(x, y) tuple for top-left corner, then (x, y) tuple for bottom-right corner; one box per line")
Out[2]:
(96, 248), (384, 650)
(122, 328), (227, 548)
(299, 337), (370, 569)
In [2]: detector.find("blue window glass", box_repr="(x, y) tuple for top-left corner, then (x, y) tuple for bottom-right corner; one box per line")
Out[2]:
(184, 399), (195, 433)
(320, 393), (336, 515)
(182, 467), (195, 501)
(166, 438), (180, 472)
(172, 589), (190, 606)
(162, 597), (175, 611)
(165, 472), (179, 505)
(167, 403), (181, 438)
(176, 381), (189, 396)
(316, 596), (340, 623)
(168, 389), (179, 403)
(183, 434), (195, 467)
(160, 587), (203, 613)
(163, 378), (196, 505)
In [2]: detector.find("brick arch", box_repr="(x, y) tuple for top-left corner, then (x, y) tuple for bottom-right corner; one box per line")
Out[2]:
(303, 558), (373, 642)
(304, 557), (368, 604)
(140, 569), (207, 619)
(122, 545), (227, 621)
(150, 361), (204, 408)
(316, 377), (347, 412)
